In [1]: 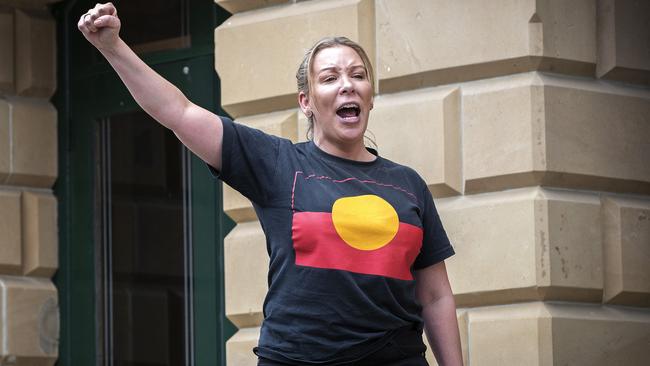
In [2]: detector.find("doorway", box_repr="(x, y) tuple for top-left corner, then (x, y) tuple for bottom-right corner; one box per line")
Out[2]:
(53, 1), (235, 365)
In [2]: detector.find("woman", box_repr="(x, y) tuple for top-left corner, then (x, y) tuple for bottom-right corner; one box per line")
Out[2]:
(78, 3), (462, 365)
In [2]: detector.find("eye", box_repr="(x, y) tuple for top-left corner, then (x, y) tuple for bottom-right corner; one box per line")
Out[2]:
(322, 75), (337, 83)
(352, 73), (365, 79)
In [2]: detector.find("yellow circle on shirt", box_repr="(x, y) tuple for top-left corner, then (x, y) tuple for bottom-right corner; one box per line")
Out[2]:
(331, 195), (399, 251)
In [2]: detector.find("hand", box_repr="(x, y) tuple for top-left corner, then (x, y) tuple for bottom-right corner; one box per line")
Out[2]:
(77, 2), (121, 52)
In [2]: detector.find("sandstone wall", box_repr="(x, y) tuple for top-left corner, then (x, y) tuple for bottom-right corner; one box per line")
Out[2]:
(0, 0), (59, 365)
(214, 0), (650, 365)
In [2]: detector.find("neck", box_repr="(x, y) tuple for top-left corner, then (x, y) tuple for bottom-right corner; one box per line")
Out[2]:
(313, 137), (376, 162)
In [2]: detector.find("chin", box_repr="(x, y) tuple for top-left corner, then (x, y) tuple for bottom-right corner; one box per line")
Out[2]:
(337, 129), (366, 144)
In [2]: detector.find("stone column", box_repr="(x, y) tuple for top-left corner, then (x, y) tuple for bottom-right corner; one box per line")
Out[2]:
(0, 1), (59, 365)
(214, 0), (650, 365)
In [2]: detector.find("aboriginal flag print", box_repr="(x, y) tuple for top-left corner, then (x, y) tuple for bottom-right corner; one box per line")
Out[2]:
(291, 171), (424, 280)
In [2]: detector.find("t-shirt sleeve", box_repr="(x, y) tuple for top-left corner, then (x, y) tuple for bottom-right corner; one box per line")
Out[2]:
(206, 116), (282, 205)
(413, 186), (455, 270)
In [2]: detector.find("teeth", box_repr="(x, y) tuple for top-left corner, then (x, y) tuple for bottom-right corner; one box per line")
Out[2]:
(338, 103), (359, 110)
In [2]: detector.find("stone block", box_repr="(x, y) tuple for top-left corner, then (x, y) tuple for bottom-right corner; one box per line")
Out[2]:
(462, 73), (545, 194)
(440, 187), (603, 306)
(465, 302), (650, 365)
(215, 0), (288, 14)
(0, 7), (13, 94)
(597, 0), (650, 85)
(463, 73), (650, 195)
(543, 78), (650, 194)
(5, 98), (57, 187)
(0, 276), (58, 364)
(371, 87), (461, 197)
(376, 0), (596, 92)
(224, 221), (268, 328)
(441, 188), (538, 306)
(534, 0), (597, 64)
(15, 9), (56, 97)
(0, 99), (9, 182)
(536, 189), (603, 300)
(0, 190), (21, 274)
(226, 327), (260, 366)
(22, 191), (57, 277)
(223, 110), (298, 222)
(468, 302), (552, 366)
(603, 195), (650, 306)
(547, 302), (650, 365)
(215, 0), (375, 117)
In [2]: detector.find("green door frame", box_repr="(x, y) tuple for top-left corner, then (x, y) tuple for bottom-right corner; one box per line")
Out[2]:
(52, 1), (235, 365)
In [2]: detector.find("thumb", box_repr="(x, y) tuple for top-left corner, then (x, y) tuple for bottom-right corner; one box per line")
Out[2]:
(94, 14), (120, 29)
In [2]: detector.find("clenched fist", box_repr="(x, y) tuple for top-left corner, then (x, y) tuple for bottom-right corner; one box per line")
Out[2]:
(77, 2), (121, 52)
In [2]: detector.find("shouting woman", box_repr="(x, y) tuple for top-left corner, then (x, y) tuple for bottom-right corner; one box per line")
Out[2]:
(78, 3), (462, 365)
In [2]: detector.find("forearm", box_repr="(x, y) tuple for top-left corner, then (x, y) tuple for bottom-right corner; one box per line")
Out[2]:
(99, 38), (188, 130)
(78, 3), (223, 170)
(422, 294), (463, 366)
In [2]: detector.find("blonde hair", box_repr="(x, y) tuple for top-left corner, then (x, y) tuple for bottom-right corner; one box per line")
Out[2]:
(296, 36), (376, 147)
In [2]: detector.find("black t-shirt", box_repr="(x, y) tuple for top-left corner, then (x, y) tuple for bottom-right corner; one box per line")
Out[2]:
(211, 117), (454, 364)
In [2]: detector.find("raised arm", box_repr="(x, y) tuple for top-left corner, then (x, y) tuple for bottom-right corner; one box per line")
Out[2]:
(78, 2), (223, 170)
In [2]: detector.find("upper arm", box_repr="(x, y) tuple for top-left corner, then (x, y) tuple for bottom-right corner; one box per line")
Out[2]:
(171, 101), (224, 170)
(412, 184), (455, 270)
(415, 261), (454, 306)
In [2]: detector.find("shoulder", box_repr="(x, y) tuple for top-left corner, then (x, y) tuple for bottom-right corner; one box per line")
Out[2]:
(377, 155), (428, 189)
(222, 115), (298, 149)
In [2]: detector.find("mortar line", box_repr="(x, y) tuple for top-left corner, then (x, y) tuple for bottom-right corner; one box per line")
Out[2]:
(6, 101), (13, 185)
(1, 279), (7, 354)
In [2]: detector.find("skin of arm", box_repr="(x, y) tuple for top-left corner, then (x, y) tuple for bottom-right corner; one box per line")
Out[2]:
(78, 3), (223, 170)
(415, 261), (463, 366)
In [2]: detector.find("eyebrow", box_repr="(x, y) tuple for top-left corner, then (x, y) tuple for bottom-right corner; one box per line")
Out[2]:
(317, 65), (367, 74)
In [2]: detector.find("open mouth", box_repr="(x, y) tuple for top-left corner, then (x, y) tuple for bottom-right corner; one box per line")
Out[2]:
(336, 103), (361, 119)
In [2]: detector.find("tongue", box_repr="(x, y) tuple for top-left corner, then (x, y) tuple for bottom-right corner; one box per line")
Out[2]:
(337, 108), (357, 118)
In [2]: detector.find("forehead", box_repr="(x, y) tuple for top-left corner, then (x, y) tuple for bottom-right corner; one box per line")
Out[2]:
(312, 45), (365, 71)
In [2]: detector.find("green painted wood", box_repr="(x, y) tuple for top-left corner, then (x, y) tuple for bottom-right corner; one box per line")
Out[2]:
(181, 54), (237, 366)
(54, 1), (234, 365)
(53, 1), (98, 364)
(192, 154), (236, 366)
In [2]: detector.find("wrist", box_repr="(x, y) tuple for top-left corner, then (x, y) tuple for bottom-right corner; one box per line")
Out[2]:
(97, 37), (124, 57)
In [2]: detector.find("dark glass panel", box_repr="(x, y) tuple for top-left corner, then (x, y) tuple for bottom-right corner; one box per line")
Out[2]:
(107, 111), (186, 366)
(115, 0), (190, 54)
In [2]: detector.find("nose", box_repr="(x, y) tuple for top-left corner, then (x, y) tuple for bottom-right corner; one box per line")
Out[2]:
(339, 75), (355, 94)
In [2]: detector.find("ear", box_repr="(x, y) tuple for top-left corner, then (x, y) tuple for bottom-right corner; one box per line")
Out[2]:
(298, 91), (311, 116)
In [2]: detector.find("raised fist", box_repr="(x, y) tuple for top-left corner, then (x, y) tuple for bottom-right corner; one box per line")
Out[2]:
(77, 2), (121, 51)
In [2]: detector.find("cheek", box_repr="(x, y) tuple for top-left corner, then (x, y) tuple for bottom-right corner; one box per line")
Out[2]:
(313, 94), (336, 114)
(364, 85), (374, 99)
